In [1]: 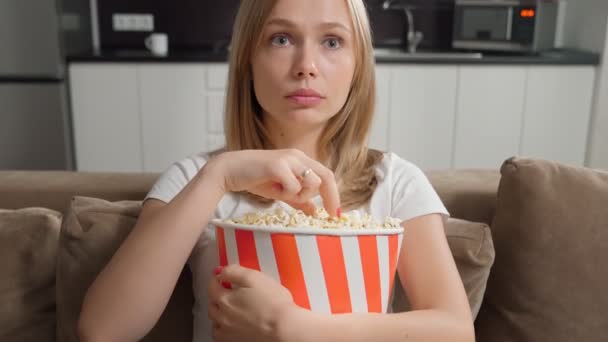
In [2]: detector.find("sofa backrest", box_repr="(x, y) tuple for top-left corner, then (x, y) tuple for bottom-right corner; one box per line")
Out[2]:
(0, 169), (499, 342)
(0, 171), (159, 212)
(0, 169), (500, 224)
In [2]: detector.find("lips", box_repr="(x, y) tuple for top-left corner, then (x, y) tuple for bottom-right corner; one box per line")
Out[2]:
(286, 88), (324, 106)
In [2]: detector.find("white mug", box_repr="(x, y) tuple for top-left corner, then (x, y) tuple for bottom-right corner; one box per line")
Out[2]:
(145, 33), (169, 56)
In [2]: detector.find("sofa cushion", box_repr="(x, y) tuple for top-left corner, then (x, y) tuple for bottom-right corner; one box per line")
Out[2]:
(427, 170), (500, 226)
(475, 157), (608, 342)
(56, 196), (193, 342)
(0, 208), (62, 342)
(392, 218), (495, 318)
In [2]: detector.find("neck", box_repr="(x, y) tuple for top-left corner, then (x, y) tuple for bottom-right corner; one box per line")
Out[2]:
(264, 118), (326, 162)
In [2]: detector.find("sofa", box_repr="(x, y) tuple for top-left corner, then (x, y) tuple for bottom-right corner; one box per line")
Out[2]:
(0, 157), (606, 342)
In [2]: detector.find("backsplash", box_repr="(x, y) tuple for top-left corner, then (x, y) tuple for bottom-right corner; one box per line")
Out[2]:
(62, 0), (93, 55)
(366, 0), (455, 50)
(97, 0), (455, 51)
(98, 0), (240, 50)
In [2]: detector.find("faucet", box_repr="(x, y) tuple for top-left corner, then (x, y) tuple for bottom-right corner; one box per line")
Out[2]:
(382, 0), (424, 53)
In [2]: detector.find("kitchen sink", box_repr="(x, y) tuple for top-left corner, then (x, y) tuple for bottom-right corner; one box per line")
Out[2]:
(373, 47), (483, 60)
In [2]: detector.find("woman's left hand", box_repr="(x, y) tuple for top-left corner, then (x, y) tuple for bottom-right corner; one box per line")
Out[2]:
(208, 264), (296, 342)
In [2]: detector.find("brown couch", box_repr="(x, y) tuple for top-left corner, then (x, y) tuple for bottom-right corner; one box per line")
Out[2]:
(1, 157), (606, 342)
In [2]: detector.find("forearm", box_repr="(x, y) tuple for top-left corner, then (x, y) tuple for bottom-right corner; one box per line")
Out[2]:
(280, 308), (474, 342)
(79, 163), (225, 341)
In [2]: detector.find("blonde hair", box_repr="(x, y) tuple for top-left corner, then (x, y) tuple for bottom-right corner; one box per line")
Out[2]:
(223, 0), (382, 210)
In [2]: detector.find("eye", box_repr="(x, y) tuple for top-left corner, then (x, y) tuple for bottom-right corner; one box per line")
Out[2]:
(324, 37), (342, 49)
(271, 34), (291, 47)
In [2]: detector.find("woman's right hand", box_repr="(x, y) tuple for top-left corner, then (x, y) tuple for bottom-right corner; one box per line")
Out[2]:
(207, 149), (341, 217)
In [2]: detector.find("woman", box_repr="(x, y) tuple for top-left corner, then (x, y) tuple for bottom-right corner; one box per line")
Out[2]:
(78, 0), (475, 341)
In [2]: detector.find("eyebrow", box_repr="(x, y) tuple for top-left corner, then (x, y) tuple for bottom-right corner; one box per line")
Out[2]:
(265, 18), (352, 33)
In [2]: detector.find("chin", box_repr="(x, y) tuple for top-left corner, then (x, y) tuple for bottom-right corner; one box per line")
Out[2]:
(283, 108), (330, 126)
(285, 111), (327, 129)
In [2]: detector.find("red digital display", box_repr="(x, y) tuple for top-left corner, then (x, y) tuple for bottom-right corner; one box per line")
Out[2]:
(520, 9), (536, 18)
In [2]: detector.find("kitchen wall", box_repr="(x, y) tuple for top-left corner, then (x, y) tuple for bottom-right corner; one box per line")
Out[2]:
(587, 21), (608, 169)
(93, 0), (456, 51)
(96, 0), (240, 50)
(366, 0), (455, 50)
(61, 0), (93, 56)
(92, 0), (608, 53)
(86, 0), (608, 169)
(561, 0), (608, 53)
(560, 0), (608, 169)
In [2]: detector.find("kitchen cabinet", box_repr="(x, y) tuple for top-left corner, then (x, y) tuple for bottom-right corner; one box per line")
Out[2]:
(453, 66), (527, 169)
(70, 62), (389, 172)
(451, 65), (595, 169)
(70, 63), (228, 172)
(520, 67), (595, 166)
(69, 62), (596, 173)
(69, 64), (143, 172)
(138, 64), (208, 172)
(205, 64), (229, 152)
(370, 66), (390, 151)
(389, 65), (459, 170)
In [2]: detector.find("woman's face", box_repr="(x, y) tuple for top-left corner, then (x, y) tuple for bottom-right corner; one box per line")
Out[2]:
(251, 0), (356, 130)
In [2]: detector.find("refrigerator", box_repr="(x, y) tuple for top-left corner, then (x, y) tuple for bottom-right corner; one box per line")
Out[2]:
(0, 0), (91, 170)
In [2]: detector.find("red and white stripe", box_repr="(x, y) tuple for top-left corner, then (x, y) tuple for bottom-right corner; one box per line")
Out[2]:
(215, 226), (403, 314)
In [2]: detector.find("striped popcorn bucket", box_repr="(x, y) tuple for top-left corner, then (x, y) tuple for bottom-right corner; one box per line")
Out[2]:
(212, 220), (404, 314)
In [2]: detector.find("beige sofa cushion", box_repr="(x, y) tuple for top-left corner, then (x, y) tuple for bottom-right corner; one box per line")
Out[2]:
(0, 208), (62, 342)
(427, 170), (500, 226)
(476, 157), (608, 342)
(392, 218), (495, 318)
(56, 197), (193, 342)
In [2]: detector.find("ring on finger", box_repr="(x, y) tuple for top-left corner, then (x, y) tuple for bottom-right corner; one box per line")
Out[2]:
(301, 168), (313, 179)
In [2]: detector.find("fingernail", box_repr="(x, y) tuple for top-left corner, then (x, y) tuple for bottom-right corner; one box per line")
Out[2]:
(222, 281), (232, 289)
(306, 202), (317, 213)
(213, 266), (223, 276)
(337, 207), (342, 218)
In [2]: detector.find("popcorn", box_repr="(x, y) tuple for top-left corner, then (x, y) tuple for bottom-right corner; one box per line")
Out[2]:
(224, 207), (402, 229)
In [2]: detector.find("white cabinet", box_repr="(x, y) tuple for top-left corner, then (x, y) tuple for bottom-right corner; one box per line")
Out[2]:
(453, 66), (527, 169)
(70, 63), (229, 173)
(139, 63), (229, 172)
(389, 65), (458, 170)
(451, 65), (596, 169)
(69, 64), (143, 172)
(205, 64), (229, 152)
(520, 67), (596, 166)
(370, 66), (390, 151)
(69, 62), (596, 172)
(206, 64), (229, 90)
(138, 64), (208, 172)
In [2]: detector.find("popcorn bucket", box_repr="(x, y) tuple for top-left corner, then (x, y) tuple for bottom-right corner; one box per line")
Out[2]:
(212, 220), (404, 314)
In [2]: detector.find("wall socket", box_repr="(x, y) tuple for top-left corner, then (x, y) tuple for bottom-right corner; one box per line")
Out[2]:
(112, 14), (154, 32)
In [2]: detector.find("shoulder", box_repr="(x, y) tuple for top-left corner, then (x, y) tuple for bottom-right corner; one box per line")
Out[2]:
(164, 147), (226, 180)
(145, 151), (213, 203)
(375, 152), (449, 221)
(375, 152), (426, 184)
(166, 152), (211, 181)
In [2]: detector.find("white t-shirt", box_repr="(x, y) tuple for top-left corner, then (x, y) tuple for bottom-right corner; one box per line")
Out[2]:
(145, 151), (449, 342)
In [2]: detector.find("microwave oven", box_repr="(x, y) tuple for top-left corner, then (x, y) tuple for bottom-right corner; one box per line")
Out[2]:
(452, 0), (559, 53)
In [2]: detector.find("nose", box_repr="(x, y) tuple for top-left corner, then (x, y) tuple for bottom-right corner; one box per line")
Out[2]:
(292, 42), (318, 79)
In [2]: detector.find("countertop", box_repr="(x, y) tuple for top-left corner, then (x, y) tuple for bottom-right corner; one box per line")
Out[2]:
(67, 48), (601, 66)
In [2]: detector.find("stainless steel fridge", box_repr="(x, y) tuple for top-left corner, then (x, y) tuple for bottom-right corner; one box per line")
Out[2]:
(0, 0), (90, 170)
